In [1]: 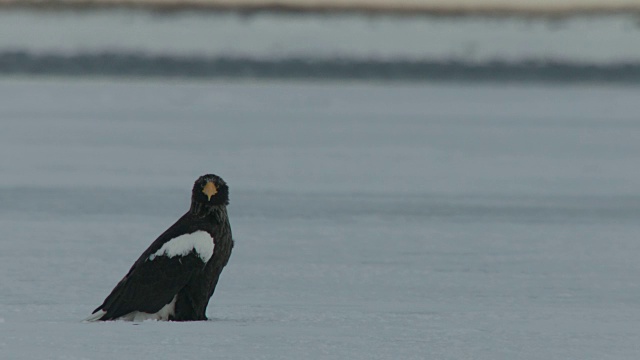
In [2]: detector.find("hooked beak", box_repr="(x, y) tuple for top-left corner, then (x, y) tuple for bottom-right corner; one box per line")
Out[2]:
(202, 181), (218, 201)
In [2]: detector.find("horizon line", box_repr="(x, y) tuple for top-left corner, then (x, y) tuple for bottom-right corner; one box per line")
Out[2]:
(1, 0), (640, 17)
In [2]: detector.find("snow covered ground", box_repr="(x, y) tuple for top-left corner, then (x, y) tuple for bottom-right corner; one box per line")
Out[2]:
(1, 78), (640, 359)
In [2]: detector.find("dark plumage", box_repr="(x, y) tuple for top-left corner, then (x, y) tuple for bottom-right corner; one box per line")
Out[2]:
(86, 174), (233, 321)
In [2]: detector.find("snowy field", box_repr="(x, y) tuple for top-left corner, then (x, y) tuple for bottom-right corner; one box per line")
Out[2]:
(1, 78), (640, 359)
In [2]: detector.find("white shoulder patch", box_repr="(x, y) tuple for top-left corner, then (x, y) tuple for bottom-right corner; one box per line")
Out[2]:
(148, 230), (214, 263)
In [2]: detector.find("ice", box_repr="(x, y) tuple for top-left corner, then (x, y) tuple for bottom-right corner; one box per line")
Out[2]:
(1, 78), (640, 359)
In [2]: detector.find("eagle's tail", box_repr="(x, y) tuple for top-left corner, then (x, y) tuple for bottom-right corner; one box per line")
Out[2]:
(83, 309), (106, 322)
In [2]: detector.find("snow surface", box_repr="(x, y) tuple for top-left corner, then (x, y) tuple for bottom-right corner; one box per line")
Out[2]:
(1, 78), (640, 359)
(148, 230), (214, 262)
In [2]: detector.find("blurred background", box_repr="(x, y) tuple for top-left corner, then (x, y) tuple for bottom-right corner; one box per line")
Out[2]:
(2, 1), (640, 359)
(1, 0), (640, 81)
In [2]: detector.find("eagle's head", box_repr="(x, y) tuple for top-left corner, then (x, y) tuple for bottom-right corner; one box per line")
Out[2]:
(191, 174), (229, 209)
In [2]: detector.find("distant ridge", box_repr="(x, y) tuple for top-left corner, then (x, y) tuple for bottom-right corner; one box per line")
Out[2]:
(1, 0), (640, 16)
(2, 52), (640, 83)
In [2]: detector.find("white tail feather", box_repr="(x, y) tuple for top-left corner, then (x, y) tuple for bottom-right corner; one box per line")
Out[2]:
(82, 295), (177, 322)
(83, 310), (106, 322)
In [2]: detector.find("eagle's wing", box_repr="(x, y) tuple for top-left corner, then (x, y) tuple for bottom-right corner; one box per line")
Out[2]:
(87, 223), (214, 321)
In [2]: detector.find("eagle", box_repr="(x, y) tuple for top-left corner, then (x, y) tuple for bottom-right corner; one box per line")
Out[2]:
(85, 174), (233, 321)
